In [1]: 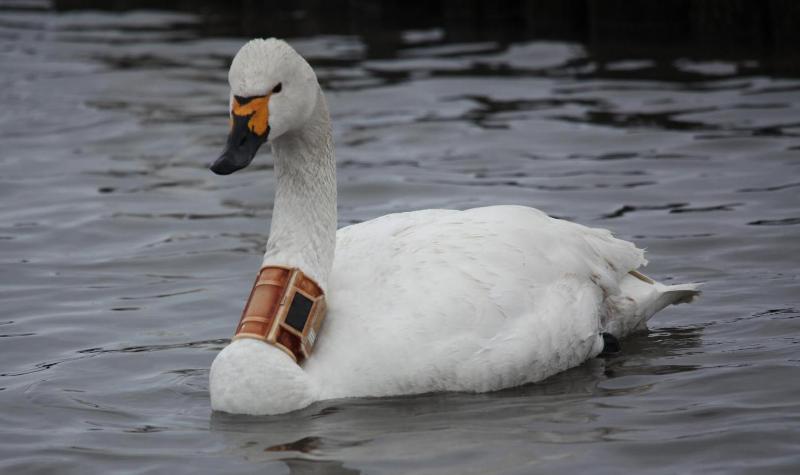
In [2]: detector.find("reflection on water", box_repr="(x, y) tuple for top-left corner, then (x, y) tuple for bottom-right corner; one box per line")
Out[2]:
(1, 1), (800, 474)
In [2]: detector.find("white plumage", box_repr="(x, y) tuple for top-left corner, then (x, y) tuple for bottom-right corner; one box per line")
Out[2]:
(209, 39), (700, 415)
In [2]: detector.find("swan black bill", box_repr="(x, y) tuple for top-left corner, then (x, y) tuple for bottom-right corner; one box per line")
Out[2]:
(209, 117), (269, 175)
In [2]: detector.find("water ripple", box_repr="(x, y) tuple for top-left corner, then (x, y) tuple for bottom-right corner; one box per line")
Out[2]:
(1, 4), (799, 475)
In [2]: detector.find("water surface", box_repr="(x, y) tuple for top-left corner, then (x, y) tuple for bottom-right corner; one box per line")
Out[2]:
(1, 4), (799, 474)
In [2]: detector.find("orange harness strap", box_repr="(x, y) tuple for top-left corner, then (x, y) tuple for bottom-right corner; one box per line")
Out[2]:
(233, 266), (327, 364)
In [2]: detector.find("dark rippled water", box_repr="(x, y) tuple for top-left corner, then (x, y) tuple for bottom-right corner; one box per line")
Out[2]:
(1, 4), (799, 474)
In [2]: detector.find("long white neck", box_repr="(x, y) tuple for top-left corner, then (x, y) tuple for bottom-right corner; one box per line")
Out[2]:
(261, 88), (337, 291)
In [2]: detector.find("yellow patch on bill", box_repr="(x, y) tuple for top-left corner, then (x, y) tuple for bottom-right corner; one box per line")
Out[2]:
(231, 95), (270, 136)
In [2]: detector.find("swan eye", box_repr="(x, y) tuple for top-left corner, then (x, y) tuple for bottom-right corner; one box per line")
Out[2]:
(272, 83), (282, 94)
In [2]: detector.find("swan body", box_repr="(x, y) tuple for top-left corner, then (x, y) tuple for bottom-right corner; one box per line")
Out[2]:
(208, 39), (700, 415)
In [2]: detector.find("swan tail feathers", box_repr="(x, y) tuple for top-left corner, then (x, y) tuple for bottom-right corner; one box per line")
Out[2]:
(604, 271), (701, 338)
(655, 281), (702, 307)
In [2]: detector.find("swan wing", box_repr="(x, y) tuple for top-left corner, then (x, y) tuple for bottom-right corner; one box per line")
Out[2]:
(305, 205), (647, 398)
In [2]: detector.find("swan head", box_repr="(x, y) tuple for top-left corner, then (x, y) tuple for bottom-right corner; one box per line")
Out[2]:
(210, 38), (319, 175)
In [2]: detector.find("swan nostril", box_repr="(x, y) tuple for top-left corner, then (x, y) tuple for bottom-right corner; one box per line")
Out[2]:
(238, 134), (247, 147)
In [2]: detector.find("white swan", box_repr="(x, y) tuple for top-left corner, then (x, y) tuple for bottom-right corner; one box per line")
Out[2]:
(208, 38), (700, 415)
